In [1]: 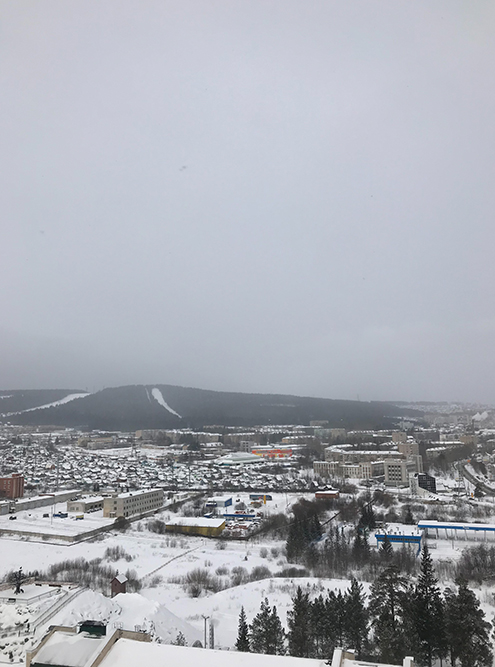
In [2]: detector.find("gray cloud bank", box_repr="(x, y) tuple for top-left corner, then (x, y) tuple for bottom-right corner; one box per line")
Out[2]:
(1, 1), (495, 403)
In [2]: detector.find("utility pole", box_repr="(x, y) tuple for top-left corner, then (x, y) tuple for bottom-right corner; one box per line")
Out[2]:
(201, 615), (209, 649)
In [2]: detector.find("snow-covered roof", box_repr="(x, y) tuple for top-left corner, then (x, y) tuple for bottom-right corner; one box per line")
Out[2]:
(418, 519), (495, 532)
(166, 517), (225, 528)
(32, 630), (109, 667)
(99, 639), (328, 667)
(215, 452), (260, 465)
(114, 574), (128, 584)
(375, 523), (422, 537)
(75, 496), (104, 503)
(116, 488), (162, 499)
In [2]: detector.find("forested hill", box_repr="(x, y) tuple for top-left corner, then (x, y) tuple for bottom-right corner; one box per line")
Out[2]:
(0, 385), (422, 431)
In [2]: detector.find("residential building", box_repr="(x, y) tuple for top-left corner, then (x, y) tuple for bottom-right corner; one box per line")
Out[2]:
(406, 454), (423, 474)
(0, 473), (24, 499)
(324, 447), (405, 464)
(111, 574), (127, 597)
(239, 440), (257, 452)
(398, 441), (419, 456)
(314, 460), (383, 480)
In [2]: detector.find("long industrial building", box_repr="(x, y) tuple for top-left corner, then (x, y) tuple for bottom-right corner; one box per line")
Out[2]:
(103, 489), (163, 518)
(165, 516), (225, 537)
(418, 520), (495, 542)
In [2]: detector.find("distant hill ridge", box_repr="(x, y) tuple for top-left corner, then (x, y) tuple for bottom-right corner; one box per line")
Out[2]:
(0, 384), (422, 431)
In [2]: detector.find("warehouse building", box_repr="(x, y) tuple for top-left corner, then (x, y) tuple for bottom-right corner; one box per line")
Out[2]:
(165, 516), (225, 537)
(103, 489), (163, 518)
(67, 496), (105, 513)
(375, 523), (423, 555)
(418, 520), (495, 542)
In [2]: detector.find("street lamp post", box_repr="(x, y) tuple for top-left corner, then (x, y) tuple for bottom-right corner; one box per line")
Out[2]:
(201, 615), (210, 649)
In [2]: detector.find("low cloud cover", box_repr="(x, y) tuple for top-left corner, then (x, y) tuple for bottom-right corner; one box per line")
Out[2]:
(1, 1), (495, 403)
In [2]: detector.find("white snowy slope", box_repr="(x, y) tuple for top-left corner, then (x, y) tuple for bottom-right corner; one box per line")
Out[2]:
(151, 388), (182, 418)
(2, 393), (90, 416)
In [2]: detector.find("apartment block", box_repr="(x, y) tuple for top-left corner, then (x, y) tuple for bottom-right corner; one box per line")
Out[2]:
(0, 473), (24, 499)
(398, 441), (419, 456)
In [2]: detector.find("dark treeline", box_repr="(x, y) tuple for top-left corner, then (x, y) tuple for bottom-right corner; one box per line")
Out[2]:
(237, 546), (493, 667)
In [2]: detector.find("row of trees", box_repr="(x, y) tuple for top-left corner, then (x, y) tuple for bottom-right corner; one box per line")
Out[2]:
(286, 511), (417, 578)
(236, 547), (493, 667)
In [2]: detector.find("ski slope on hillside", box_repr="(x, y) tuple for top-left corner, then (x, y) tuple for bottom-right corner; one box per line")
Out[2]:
(151, 388), (182, 418)
(1, 393), (90, 416)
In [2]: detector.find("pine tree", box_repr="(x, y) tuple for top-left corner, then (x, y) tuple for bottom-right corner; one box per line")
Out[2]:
(286, 520), (304, 562)
(250, 598), (285, 655)
(344, 578), (369, 658)
(250, 598), (272, 653)
(310, 514), (323, 541)
(369, 566), (410, 664)
(288, 587), (311, 656)
(359, 504), (376, 531)
(353, 531), (364, 564)
(304, 542), (320, 570)
(236, 606), (250, 652)
(404, 506), (415, 525)
(444, 579), (493, 667)
(334, 591), (346, 648)
(268, 605), (286, 655)
(173, 631), (187, 646)
(409, 544), (445, 667)
(380, 534), (393, 560)
(309, 594), (324, 658)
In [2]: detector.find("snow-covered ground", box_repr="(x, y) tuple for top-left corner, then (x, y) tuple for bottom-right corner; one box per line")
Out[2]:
(2, 488), (495, 664)
(0, 507), (114, 539)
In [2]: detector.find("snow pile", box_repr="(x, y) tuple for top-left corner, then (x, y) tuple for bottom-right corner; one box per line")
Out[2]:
(151, 388), (182, 419)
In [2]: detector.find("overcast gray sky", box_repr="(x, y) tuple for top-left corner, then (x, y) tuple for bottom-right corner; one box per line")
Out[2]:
(1, 1), (495, 403)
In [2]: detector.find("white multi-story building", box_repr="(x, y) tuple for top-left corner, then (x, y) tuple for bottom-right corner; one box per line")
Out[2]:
(103, 489), (163, 518)
(383, 459), (408, 487)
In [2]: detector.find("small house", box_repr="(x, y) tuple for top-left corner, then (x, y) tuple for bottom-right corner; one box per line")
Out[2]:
(111, 574), (128, 597)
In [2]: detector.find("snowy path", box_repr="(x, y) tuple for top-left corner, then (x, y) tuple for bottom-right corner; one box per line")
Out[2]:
(142, 544), (203, 580)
